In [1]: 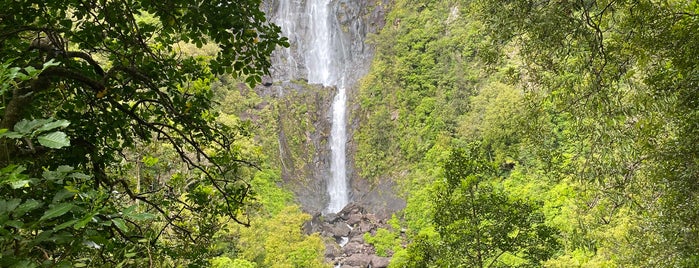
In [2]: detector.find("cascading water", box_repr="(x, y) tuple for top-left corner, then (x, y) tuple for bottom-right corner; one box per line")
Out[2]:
(272, 0), (349, 213)
(327, 84), (348, 213)
(305, 0), (349, 214)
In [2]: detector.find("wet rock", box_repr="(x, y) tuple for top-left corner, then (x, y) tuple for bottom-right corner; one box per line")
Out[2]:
(349, 235), (364, 244)
(330, 223), (351, 237)
(347, 213), (363, 226)
(307, 203), (394, 266)
(303, 212), (324, 234)
(343, 241), (363, 255)
(325, 213), (340, 223)
(343, 253), (371, 267)
(357, 221), (373, 233)
(325, 241), (342, 258)
(370, 255), (391, 268)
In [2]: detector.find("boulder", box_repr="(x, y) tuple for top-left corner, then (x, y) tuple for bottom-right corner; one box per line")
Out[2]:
(343, 242), (364, 255)
(325, 241), (341, 258)
(357, 221), (373, 233)
(349, 235), (364, 244)
(347, 213), (363, 226)
(325, 213), (340, 223)
(343, 253), (371, 267)
(370, 255), (391, 268)
(330, 223), (351, 237)
(303, 212), (323, 234)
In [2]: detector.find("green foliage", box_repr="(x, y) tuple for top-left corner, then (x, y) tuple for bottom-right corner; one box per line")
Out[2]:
(406, 145), (560, 267)
(0, 0), (287, 265)
(235, 206), (329, 268)
(364, 228), (400, 257)
(355, 0), (488, 182)
(470, 0), (699, 265)
(250, 169), (294, 216)
(357, 0), (699, 267)
(210, 257), (257, 268)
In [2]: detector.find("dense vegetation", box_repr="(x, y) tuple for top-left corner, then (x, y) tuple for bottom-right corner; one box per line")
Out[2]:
(0, 0), (330, 266)
(2, 0), (698, 267)
(355, 0), (699, 266)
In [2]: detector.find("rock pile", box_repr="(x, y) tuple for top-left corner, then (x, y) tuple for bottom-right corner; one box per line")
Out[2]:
(304, 203), (393, 268)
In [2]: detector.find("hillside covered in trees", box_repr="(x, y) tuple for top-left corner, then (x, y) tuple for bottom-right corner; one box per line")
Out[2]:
(1, 0), (698, 267)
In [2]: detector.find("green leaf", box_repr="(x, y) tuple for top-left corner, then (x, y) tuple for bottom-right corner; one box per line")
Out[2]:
(42, 59), (60, 70)
(68, 172), (91, 180)
(53, 188), (75, 203)
(40, 203), (74, 221)
(0, 199), (21, 214)
(37, 131), (70, 149)
(5, 220), (23, 229)
(0, 131), (23, 139)
(54, 219), (79, 231)
(14, 119), (49, 135)
(122, 205), (137, 215)
(24, 66), (37, 76)
(9, 179), (30, 189)
(1, 165), (29, 188)
(142, 156), (159, 167)
(14, 199), (41, 216)
(73, 212), (97, 229)
(35, 119), (70, 134)
(43, 165), (73, 182)
(111, 218), (129, 232)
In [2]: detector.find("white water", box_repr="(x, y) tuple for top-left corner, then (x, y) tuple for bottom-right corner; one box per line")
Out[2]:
(274, 0), (349, 213)
(305, 0), (349, 214)
(327, 84), (348, 213)
(273, 0), (300, 85)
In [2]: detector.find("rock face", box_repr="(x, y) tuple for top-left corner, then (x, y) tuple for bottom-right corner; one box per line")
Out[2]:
(258, 0), (406, 217)
(264, 0), (389, 84)
(307, 203), (394, 267)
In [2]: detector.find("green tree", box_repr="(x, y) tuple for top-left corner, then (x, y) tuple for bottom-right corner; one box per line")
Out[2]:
(406, 145), (560, 267)
(475, 0), (699, 265)
(0, 0), (286, 266)
(236, 206), (328, 268)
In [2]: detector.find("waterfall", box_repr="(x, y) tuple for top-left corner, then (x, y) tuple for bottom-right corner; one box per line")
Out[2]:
(327, 84), (348, 213)
(272, 0), (349, 213)
(305, 0), (349, 214)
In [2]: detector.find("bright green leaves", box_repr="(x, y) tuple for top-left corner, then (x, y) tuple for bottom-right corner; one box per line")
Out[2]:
(415, 145), (560, 267)
(10, 118), (67, 136)
(234, 206), (326, 267)
(364, 228), (400, 257)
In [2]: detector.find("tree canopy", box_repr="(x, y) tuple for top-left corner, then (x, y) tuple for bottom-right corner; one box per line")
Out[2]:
(0, 0), (286, 266)
(353, 0), (699, 266)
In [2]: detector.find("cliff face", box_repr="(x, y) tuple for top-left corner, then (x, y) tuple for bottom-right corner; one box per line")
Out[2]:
(257, 0), (404, 215)
(264, 0), (388, 84)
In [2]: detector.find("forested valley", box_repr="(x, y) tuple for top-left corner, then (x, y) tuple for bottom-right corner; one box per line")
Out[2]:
(1, 0), (698, 267)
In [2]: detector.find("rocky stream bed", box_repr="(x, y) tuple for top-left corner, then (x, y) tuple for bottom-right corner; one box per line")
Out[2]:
(304, 203), (395, 268)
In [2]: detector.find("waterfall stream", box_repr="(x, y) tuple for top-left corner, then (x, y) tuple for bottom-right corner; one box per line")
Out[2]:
(306, 0), (349, 214)
(273, 0), (349, 213)
(327, 84), (348, 213)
